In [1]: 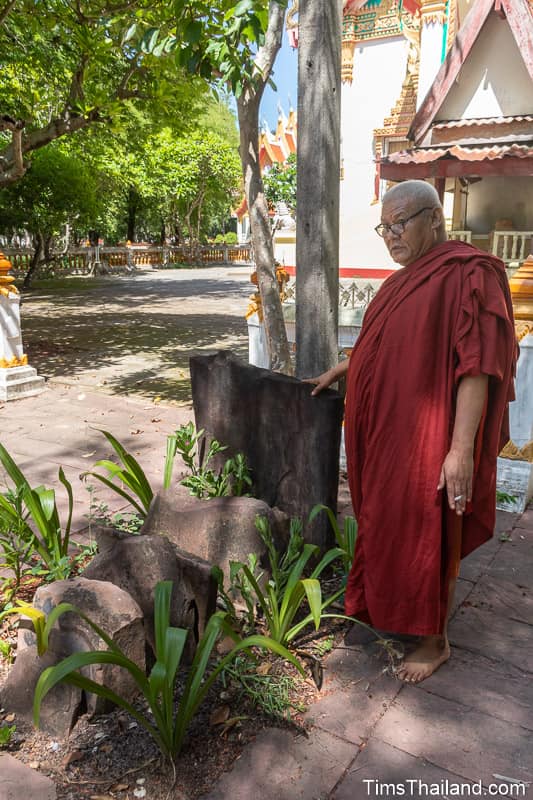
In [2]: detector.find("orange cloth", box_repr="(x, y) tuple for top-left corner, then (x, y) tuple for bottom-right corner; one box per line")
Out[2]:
(344, 241), (517, 635)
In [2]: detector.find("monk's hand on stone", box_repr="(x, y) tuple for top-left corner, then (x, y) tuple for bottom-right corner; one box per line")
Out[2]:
(303, 369), (337, 396)
(437, 448), (474, 516)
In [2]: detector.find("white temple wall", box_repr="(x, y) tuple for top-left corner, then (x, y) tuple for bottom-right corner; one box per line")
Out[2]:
(466, 178), (533, 234)
(339, 36), (408, 270)
(438, 14), (533, 120)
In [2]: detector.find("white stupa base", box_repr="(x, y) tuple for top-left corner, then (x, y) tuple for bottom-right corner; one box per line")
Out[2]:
(0, 365), (45, 401)
(496, 457), (533, 514)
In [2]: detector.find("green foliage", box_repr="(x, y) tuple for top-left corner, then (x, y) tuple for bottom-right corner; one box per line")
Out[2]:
(0, 639), (14, 663)
(0, 442), (74, 582)
(496, 489), (517, 506)
(30, 581), (304, 761)
(0, 724), (15, 748)
(264, 153), (297, 213)
(222, 653), (306, 719)
(230, 516), (345, 648)
(0, 145), (99, 238)
(82, 430), (154, 519)
(308, 505), (358, 576)
(165, 422), (252, 500)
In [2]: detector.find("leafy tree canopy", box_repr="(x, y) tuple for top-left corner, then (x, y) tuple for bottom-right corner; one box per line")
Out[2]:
(264, 153), (297, 213)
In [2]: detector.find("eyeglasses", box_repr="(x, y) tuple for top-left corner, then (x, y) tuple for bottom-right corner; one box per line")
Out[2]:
(374, 206), (434, 238)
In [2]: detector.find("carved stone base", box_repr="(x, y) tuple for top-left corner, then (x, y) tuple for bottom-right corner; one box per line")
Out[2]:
(496, 457), (533, 513)
(0, 365), (45, 401)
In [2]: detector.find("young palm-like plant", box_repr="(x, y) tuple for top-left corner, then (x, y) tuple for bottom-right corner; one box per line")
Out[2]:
(82, 430), (154, 518)
(231, 517), (345, 648)
(0, 443), (74, 581)
(308, 504), (358, 576)
(22, 581), (304, 768)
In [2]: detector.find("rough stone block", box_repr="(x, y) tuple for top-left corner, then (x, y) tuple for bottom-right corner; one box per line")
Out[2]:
(1, 578), (144, 736)
(0, 754), (56, 800)
(190, 351), (345, 548)
(83, 528), (217, 655)
(141, 493), (289, 585)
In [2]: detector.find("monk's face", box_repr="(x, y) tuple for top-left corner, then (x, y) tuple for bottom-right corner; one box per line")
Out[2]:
(380, 194), (442, 266)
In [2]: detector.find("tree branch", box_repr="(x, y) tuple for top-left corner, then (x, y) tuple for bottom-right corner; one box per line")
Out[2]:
(0, 117), (26, 186)
(0, 0), (17, 25)
(254, 1), (287, 86)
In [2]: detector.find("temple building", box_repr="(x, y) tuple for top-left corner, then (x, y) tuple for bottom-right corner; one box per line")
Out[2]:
(339, 0), (533, 274)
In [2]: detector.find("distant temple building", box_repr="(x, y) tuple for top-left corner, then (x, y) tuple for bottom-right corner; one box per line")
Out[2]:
(278, 0), (533, 277)
(235, 109), (297, 244)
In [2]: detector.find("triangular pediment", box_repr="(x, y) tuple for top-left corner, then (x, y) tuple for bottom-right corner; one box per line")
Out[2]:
(409, 0), (533, 144)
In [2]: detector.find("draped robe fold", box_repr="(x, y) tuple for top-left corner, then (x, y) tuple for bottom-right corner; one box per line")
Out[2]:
(344, 241), (517, 635)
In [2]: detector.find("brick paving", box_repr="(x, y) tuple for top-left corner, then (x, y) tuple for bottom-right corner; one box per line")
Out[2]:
(1, 268), (532, 799)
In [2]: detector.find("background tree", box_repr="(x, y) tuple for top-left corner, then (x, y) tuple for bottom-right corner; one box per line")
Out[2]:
(264, 153), (297, 213)
(0, 145), (100, 287)
(0, 0), (207, 186)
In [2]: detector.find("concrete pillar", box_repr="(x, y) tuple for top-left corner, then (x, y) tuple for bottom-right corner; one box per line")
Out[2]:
(295, 0), (342, 378)
(417, 1), (447, 109)
(0, 252), (45, 401)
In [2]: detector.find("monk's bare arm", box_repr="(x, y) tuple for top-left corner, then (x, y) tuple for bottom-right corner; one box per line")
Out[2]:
(438, 374), (489, 515)
(303, 359), (350, 396)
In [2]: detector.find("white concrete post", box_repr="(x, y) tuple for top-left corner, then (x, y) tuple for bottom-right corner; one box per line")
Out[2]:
(0, 252), (45, 401)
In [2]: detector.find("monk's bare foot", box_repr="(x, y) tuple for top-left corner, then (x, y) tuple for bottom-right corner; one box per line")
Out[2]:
(396, 635), (450, 683)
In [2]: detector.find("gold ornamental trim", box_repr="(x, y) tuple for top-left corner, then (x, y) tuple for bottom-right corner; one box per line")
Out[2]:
(0, 354), (28, 369)
(500, 439), (533, 464)
(420, 0), (447, 24)
(0, 251), (18, 296)
(515, 321), (533, 342)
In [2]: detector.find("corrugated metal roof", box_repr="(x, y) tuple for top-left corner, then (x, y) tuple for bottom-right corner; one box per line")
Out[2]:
(432, 116), (533, 129)
(383, 143), (533, 165)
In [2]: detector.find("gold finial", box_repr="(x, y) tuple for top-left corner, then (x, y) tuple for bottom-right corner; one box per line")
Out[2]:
(0, 252), (18, 297)
(509, 254), (533, 322)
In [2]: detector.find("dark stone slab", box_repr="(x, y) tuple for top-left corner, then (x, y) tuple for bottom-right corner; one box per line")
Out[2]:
(332, 738), (480, 800)
(83, 528), (217, 655)
(201, 727), (355, 800)
(420, 648), (533, 731)
(459, 535), (502, 582)
(374, 686), (533, 786)
(190, 351), (344, 548)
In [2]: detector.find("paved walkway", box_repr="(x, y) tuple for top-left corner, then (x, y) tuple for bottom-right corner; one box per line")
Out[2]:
(2, 268), (532, 798)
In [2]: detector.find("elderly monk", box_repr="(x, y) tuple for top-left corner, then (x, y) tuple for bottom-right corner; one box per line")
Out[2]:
(309, 180), (516, 683)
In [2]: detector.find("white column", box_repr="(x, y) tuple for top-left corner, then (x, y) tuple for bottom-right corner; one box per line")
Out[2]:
(417, 1), (447, 109)
(0, 252), (45, 401)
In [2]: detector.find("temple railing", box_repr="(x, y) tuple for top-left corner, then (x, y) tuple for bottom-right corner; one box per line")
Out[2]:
(491, 231), (533, 265)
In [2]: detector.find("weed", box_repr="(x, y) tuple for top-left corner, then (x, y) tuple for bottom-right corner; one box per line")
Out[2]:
(0, 724), (15, 747)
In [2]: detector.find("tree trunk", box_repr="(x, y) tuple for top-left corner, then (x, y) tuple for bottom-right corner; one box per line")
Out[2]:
(236, 1), (292, 375)
(295, 0), (342, 378)
(22, 231), (44, 290)
(127, 187), (138, 242)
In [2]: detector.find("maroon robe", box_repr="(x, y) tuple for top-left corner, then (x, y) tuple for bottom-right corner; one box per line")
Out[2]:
(344, 241), (516, 635)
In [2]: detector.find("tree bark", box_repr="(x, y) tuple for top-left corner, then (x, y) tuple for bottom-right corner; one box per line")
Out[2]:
(236, 1), (292, 375)
(22, 231), (44, 290)
(295, 0), (341, 378)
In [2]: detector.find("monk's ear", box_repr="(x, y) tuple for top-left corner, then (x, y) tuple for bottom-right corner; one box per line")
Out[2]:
(430, 206), (444, 231)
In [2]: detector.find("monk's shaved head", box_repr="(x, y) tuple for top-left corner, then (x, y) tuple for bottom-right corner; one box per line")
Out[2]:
(383, 180), (442, 210)
(380, 180), (447, 266)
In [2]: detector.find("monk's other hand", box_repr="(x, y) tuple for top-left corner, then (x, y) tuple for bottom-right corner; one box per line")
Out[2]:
(437, 448), (474, 515)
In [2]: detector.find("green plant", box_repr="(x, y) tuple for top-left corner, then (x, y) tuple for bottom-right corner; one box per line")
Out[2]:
(496, 489), (517, 506)
(0, 443), (74, 581)
(0, 724), (15, 747)
(164, 422), (252, 499)
(0, 638), (13, 663)
(212, 552), (263, 632)
(0, 488), (34, 600)
(82, 430), (154, 518)
(230, 516), (345, 648)
(308, 504), (358, 575)
(24, 581), (304, 767)
(222, 653), (306, 719)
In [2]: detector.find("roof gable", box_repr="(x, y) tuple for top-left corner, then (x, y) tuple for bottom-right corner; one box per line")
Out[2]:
(408, 0), (533, 144)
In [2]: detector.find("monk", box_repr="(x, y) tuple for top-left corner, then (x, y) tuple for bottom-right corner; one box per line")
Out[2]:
(308, 180), (516, 683)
